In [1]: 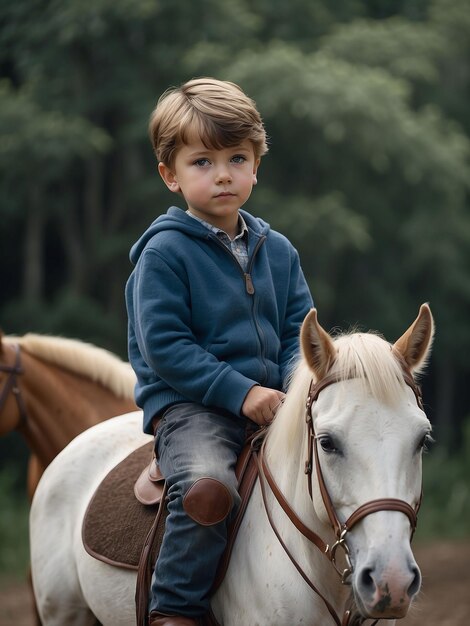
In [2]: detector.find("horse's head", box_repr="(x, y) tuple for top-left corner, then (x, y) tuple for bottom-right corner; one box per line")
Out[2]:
(300, 304), (434, 620)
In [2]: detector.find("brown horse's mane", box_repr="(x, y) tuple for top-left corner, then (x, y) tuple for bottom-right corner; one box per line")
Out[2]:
(3, 334), (136, 400)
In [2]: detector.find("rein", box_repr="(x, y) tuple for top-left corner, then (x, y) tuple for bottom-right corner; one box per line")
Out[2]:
(0, 344), (28, 429)
(254, 368), (424, 626)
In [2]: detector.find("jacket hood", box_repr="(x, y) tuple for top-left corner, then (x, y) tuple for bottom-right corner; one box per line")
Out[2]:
(130, 206), (270, 265)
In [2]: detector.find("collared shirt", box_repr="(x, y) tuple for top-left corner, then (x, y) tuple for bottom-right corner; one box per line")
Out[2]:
(186, 210), (249, 271)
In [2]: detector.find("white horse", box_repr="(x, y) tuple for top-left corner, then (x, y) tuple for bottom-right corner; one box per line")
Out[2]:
(30, 304), (434, 626)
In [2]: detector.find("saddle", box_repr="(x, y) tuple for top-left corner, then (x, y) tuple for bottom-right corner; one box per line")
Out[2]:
(82, 436), (260, 625)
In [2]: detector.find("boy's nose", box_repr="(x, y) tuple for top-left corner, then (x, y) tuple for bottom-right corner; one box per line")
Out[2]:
(215, 167), (232, 184)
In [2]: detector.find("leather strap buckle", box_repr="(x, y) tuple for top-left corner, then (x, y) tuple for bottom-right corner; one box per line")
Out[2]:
(331, 528), (353, 584)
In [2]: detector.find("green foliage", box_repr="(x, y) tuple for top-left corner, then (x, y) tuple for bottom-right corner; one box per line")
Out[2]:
(416, 419), (470, 539)
(320, 18), (445, 86)
(2, 292), (128, 356)
(0, 80), (110, 162)
(0, 470), (30, 578)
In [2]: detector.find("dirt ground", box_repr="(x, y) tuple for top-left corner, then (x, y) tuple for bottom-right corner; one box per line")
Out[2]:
(0, 541), (469, 625)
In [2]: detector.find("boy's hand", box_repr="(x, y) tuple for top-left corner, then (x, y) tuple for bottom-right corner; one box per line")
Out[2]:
(242, 386), (285, 426)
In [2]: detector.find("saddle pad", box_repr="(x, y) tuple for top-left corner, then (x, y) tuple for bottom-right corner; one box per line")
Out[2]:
(82, 441), (166, 570)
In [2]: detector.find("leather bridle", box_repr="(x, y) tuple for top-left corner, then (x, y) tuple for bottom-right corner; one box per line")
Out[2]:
(254, 367), (424, 626)
(0, 344), (28, 429)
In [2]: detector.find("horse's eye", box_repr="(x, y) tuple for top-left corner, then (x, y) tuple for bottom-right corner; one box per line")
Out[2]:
(318, 435), (338, 454)
(418, 432), (434, 453)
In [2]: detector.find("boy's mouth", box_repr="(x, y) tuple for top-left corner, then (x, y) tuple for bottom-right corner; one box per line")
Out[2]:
(215, 191), (235, 197)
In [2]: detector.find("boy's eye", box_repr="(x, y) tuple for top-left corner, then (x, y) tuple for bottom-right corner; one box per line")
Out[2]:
(194, 158), (210, 167)
(231, 155), (247, 164)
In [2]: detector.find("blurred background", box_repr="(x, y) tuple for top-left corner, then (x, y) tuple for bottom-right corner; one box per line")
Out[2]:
(0, 0), (469, 590)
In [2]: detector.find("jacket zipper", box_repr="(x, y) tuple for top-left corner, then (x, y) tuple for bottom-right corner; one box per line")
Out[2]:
(209, 233), (268, 382)
(244, 235), (265, 294)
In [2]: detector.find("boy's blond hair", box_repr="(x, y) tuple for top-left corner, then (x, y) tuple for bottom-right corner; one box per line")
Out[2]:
(149, 77), (268, 168)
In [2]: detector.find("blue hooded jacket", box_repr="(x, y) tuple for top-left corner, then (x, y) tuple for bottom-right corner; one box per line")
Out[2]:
(126, 206), (313, 434)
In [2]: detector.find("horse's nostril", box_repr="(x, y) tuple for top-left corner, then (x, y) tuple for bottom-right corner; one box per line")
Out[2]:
(408, 565), (421, 597)
(359, 567), (375, 592)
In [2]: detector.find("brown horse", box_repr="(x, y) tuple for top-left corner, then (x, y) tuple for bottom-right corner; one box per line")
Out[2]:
(0, 331), (138, 499)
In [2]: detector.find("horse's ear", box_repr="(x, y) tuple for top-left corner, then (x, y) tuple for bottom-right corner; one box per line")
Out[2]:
(393, 303), (434, 373)
(300, 309), (336, 380)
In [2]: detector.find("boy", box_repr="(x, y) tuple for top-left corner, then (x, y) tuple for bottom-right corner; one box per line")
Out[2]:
(126, 77), (313, 626)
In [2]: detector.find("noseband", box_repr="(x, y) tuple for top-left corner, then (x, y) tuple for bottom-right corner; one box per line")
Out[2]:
(255, 367), (424, 626)
(0, 344), (28, 429)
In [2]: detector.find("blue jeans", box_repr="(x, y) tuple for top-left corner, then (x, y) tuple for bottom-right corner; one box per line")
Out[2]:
(149, 403), (248, 617)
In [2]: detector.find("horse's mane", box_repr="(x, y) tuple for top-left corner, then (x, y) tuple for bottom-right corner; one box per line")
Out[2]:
(3, 334), (136, 399)
(328, 331), (407, 401)
(268, 330), (408, 461)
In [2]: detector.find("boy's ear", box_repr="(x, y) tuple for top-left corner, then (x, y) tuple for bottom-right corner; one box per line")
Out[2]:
(252, 158), (260, 186)
(158, 162), (180, 193)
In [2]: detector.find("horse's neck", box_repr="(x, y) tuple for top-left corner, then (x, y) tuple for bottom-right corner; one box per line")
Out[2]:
(256, 418), (349, 618)
(215, 432), (348, 625)
(20, 352), (136, 467)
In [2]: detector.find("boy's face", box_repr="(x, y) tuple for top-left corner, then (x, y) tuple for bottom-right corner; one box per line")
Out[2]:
(158, 136), (259, 236)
